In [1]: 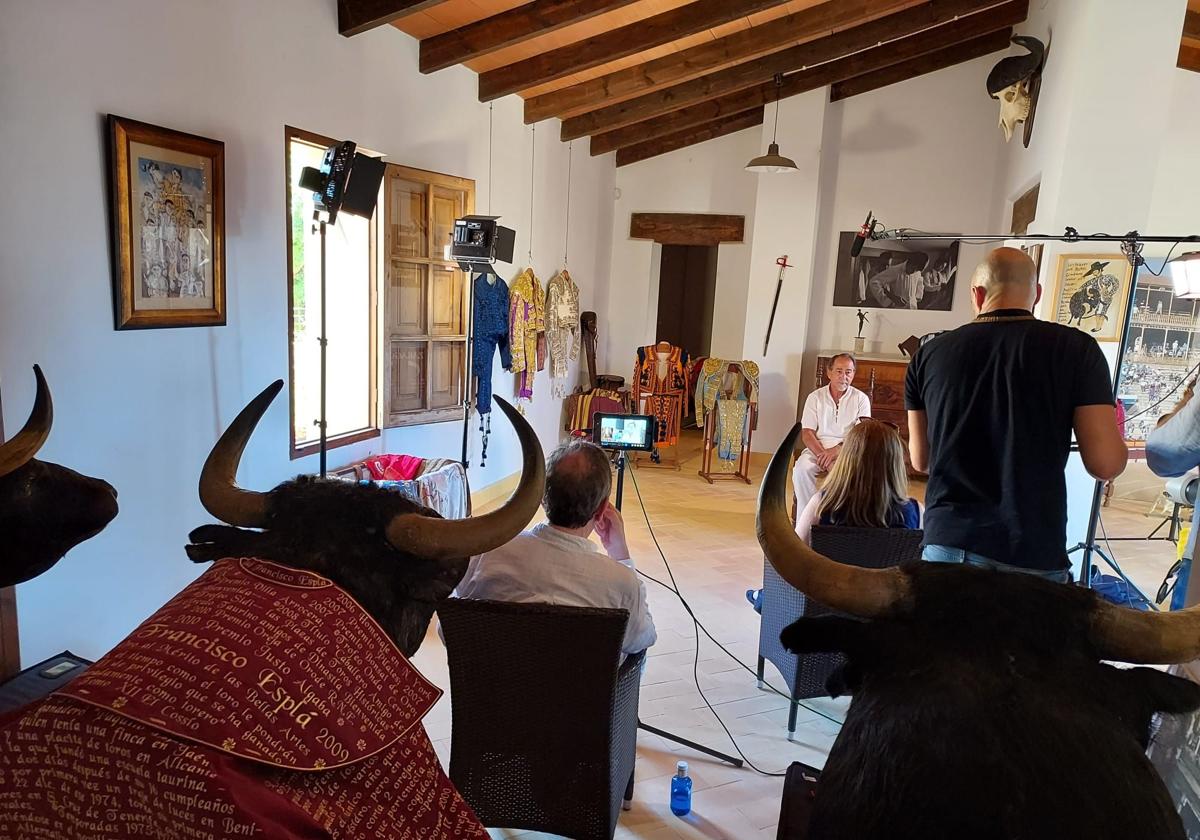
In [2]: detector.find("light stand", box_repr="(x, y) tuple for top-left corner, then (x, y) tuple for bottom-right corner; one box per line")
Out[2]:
(610, 452), (744, 768)
(297, 141), (384, 478)
(872, 225), (1200, 595)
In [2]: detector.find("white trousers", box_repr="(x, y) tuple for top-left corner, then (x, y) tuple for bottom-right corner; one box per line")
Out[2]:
(792, 450), (822, 516)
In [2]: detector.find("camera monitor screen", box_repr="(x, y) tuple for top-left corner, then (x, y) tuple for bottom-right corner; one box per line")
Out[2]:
(594, 413), (655, 452)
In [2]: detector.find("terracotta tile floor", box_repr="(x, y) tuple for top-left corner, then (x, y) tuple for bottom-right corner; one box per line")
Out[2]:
(413, 429), (841, 839)
(411, 432), (1190, 838)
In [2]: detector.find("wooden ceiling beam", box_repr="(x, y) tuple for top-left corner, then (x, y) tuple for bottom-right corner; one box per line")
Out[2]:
(1180, 44), (1200, 73)
(615, 109), (765, 167)
(477, 0), (792, 102)
(576, 0), (1026, 145)
(1184, 9), (1200, 39)
(419, 0), (642, 74)
(829, 27), (1012, 100)
(338, 0), (443, 36)
(526, 0), (918, 124)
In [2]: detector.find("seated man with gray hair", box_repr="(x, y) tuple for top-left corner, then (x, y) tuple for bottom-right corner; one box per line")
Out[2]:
(455, 439), (657, 658)
(793, 352), (871, 517)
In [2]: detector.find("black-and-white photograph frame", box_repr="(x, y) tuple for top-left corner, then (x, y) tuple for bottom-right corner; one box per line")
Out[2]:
(832, 233), (960, 311)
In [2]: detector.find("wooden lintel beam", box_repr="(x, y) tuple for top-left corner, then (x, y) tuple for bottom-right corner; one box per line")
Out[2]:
(1184, 9), (1200, 40)
(615, 109), (764, 167)
(477, 0), (791, 102)
(420, 0), (641, 74)
(579, 0), (1027, 146)
(1180, 43), (1200, 73)
(338, 0), (442, 36)
(830, 27), (1012, 101)
(527, 0), (920, 124)
(629, 213), (746, 245)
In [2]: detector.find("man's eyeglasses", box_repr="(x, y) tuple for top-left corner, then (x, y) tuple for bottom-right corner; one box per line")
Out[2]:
(858, 416), (899, 431)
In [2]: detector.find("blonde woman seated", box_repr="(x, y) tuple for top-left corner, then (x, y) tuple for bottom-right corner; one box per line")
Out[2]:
(794, 419), (922, 544)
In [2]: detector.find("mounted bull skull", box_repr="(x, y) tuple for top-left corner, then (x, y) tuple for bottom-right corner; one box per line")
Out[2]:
(987, 35), (1046, 147)
(0, 365), (118, 586)
(758, 424), (1200, 839)
(186, 379), (544, 655)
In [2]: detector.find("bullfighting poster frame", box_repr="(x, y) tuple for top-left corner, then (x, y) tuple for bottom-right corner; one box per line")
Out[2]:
(1046, 252), (1134, 343)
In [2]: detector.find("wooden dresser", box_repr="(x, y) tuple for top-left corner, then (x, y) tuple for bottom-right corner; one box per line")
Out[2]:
(806, 351), (914, 471)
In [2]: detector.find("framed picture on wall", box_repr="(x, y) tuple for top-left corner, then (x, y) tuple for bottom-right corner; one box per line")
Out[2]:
(108, 115), (225, 329)
(1047, 253), (1133, 342)
(831, 232), (959, 311)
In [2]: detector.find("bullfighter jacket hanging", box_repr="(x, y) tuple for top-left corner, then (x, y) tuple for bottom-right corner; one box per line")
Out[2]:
(545, 269), (580, 398)
(508, 267), (545, 402)
(634, 343), (689, 447)
(0, 557), (488, 839)
(472, 272), (511, 463)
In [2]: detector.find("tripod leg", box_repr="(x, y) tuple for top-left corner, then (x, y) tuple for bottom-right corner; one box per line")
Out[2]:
(637, 720), (743, 768)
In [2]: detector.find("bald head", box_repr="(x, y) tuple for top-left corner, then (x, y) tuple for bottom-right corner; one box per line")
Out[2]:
(971, 247), (1040, 313)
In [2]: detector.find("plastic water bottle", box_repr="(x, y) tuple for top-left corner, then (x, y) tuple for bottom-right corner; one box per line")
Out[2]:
(670, 760), (692, 816)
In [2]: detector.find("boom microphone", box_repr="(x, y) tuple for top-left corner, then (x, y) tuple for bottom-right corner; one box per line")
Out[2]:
(850, 211), (874, 258)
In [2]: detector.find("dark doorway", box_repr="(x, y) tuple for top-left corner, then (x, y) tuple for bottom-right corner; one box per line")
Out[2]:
(656, 244), (717, 359)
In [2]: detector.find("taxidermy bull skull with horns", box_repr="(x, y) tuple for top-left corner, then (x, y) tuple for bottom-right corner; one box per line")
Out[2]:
(987, 34), (1046, 146)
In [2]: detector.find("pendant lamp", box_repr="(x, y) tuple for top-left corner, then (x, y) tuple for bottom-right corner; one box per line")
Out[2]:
(746, 74), (797, 174)
(1169, 251), (1200, 299)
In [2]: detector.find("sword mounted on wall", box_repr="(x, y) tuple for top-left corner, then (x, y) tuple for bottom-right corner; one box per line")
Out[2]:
(763, 255), (792, 356)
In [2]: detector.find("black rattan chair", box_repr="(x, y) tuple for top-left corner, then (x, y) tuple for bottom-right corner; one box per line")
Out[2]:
(438, 598), (643, 840)
(757, 526), (923, 738)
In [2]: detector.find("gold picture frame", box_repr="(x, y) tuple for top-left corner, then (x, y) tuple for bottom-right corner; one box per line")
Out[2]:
(1047, 253), (1133, 342)
(108, 115), (225, 329)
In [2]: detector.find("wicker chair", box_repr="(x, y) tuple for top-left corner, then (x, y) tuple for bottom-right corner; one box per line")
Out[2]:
(757, 526), (924, 738)
(438, 598), (643, 840)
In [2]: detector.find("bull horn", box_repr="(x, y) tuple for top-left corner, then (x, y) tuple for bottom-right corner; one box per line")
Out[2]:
(756, 423), (910, 618)
(1091, 600), (1200, 664)
(198, 380), (281, 528)
(386, 397), (544, 563)
(0, 365), (52, 479)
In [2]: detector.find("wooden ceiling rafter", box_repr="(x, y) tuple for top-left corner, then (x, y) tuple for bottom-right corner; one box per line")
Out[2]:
(614, 108), (766, 167)
(339, 0), (443, 36)
(475, 0), (794, 102)
(570, 0), (1026, 144)
(419, 0), (643, 74)
(524, 0), (922, 124)
(593, 23), (1013, 156)
(829, 26), (1012, 100)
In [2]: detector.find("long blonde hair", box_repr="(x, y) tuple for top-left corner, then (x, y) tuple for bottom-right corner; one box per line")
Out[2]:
(815, 420), (909, 528)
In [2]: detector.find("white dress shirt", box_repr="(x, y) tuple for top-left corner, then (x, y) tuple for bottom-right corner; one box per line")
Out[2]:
(455, 523), (657, 657)
(801, 384), (871, 449)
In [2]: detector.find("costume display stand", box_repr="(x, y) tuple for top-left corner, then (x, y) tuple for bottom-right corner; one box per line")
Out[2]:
(610, 452), (742, 768)
(633, 341), (688, 471)
(697, 361), (760, 485)
(871, 224), (1200, 594)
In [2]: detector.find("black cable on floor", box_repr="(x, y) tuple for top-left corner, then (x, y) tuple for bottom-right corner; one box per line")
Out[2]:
(626, 463), (839, 777)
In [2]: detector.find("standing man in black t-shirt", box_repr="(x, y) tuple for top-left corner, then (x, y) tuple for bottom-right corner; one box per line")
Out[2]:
(904, 247), (1128, 582)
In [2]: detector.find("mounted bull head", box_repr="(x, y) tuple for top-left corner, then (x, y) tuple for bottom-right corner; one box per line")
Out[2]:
(186, 380), (544, 655)
(0, 366), (118, 587)
(986, 34), (1046, 147)
(758, 424), (1200, 839)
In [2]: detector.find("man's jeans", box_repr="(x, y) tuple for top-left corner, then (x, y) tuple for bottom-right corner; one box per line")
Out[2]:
(922, 544), (1071, 584)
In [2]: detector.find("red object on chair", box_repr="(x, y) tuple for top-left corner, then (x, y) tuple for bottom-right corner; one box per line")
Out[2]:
(364, 454), (425, 481)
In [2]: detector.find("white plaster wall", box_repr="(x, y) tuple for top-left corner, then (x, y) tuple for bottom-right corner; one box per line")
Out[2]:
(741, 91), (828, 449)
(807, 56), (1006, 361)
(0, 0), (614, 664)
(605, 128), (761, 375)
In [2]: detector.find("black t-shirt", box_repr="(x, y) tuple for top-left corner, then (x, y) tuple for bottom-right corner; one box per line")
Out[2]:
(904, 310), (1114, 570)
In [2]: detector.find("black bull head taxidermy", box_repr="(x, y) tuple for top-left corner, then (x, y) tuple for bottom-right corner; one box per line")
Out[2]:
(0, 382), (544, 839)
(186, 379), (545, 656)
(758, 425), (1200, 840)
(0, 365), (118, 586)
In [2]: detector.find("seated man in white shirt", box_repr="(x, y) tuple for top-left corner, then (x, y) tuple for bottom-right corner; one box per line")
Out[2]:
(792, 352), (871, 515)
(455, 439), (657, 658)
